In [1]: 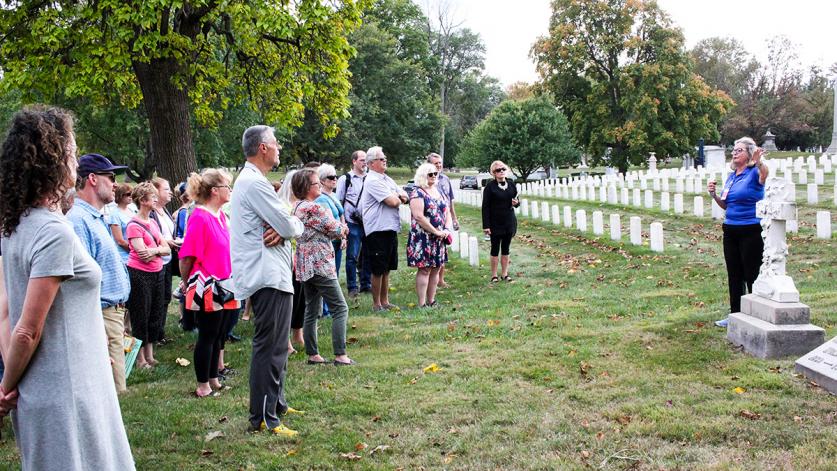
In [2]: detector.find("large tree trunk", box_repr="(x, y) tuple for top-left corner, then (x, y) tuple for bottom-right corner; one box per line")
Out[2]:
(133, 58), (198, 187)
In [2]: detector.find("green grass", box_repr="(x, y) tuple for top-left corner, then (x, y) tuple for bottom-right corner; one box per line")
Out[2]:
(2, 177), (836, 470)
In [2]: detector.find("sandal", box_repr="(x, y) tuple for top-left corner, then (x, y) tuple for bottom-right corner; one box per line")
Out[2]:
(502, 275), (513, 282)
(490, 276), (499, 283)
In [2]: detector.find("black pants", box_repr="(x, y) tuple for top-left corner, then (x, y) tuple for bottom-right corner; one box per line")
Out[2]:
(248, 288), (293, 429)
(722, 223), (763, 313)
(193, 309), (229, 383)
(291, 274), (305, 330)
(489, 233), (513, 256)
(126, 267), (165, 343)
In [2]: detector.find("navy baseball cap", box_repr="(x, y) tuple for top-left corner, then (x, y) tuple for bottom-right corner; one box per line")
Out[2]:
(78, 153), (128, 176)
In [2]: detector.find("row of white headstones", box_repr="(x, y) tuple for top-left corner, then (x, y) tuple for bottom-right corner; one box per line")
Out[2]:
(398, 205), (482, 266)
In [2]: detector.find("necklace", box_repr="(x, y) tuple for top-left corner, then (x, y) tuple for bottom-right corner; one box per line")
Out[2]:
(497, 180), (508, 190)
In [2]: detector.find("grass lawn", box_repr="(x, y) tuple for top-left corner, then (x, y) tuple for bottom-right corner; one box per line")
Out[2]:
(1, 175), (835, 470)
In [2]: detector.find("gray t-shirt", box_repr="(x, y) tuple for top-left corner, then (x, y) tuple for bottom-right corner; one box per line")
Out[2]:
(1, 207), (135, 471)
(359, 170), (402, 235)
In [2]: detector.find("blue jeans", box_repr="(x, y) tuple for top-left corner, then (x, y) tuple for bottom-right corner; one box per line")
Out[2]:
(345, 222), (371, 292)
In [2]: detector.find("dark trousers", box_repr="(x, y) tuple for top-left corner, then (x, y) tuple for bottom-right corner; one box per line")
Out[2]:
(248, 288), (292, 429)
(291, 275), (305, 330)
(193, 309), (227, 383)
(722, 223), (763, 313)
(345, 222), (371, 291)
(126, 267), (165, 343)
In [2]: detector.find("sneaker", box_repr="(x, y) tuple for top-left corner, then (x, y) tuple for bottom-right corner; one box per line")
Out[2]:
(714, 318), (729, 328)
(259, 421), (299, 437)
(483, 234), (491, 241)
(285, 407), (305, 416)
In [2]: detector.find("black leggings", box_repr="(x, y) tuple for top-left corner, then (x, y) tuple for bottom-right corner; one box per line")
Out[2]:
(194, 308), (233, 383)
(722, 223), (763, 313)
(489, 233), (513, 256)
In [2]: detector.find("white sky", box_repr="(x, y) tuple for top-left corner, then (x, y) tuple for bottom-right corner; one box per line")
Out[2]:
(435, 0), (837, 87)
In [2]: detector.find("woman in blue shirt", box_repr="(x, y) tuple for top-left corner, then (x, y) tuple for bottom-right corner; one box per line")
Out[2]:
(707, 137), (769, 326)
(315, 164), (347, 317)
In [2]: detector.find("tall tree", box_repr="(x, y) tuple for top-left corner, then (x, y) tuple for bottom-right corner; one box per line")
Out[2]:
(532, 0), (732, 172)
(0, 1), (367, 184)
(425, 2), (485, 158)
(459, 96), (579, 180)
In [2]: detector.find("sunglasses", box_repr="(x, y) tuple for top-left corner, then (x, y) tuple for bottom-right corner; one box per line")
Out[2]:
(493, 167), (507, 173)
(427, 172), (438, 177)
(95, 172), (116, 182)
(324, 175), (338, 180)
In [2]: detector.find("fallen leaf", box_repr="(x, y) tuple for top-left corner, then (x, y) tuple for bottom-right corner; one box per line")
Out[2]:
(580, 419), (590, 428)
(423, 363), (441, 373)
(371, 415), (381, 422)
(409, 377), (417, 385)
(286, 449), (297, 457)
(176, 357), (191, 367)
(793, 416), (803, 423)
(567, 349), (577, 357)
(580, 450), (590, 459)
(487, 319), (500, 327)
(444, 454), (457, 464)
(579, 361), (592, 377)
(739, 409), (761, 420)
(595, 431), (605, 441)
(200, 450), (213, 457)
(733, 386), (746, 394)
(369, 445), (390, 456)
(218, 416), (228, 423)
(616, 415), (631, 425)
(355, 442), (368, 452)
(346, 337), (358, 344)
(204, 430), (224, 442)
(340, 452), (362, 461)
(388, 432), (399, 439)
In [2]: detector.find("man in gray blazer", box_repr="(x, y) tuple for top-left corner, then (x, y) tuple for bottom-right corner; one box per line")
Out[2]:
(230, 125), (304, 437)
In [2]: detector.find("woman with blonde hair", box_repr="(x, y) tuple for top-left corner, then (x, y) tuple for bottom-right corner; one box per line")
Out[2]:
(178, 169), (239, 396)
(481, 160), (519, 282)
(406, 163), (451, 307)
(126, 182), (171, 368)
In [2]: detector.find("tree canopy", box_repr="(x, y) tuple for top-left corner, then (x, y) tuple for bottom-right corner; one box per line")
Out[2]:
(532, 0), (732, 172)
(459, 96), (579, 180)
(0, 1), (367, 183)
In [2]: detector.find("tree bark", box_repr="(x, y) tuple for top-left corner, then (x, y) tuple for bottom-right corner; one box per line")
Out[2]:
(133, 57), (198, 187)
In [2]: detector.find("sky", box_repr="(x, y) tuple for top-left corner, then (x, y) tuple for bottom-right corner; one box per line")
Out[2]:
(433, 0), (837, 88)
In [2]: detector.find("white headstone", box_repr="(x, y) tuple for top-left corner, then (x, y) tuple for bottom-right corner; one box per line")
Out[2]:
(650, 222), (664, 252)
(753, 177), (799, 302)
(609, 214), (621, 241)
(807, 184), (819, 204)
(652, 178), (661, 192)
(660, 191), (670, 211)
(693, 196), (704, 217)
(815, 170), (825, 185)
(833, 184), (837, 206)
(711, 199), (725, 220)
(620, 188), (629, 205)
(632, 188), (641, 207)
(459, 232), (469, 258)
(661, 178), (670, 192)
(450, 230), (460, 252)
(629, 216), (642, 245)
(674, 193), (684, 214)
(521, 199), (529, 217)
(579, 185), (587, 201)
(794, 336), (837, 395)
(816, 211), (832, 239)
(563, 206), (572, 228)
(551, 205), (560, 225)
(675, 179), (685, 193)
(798, 171), (808, 184)
(644, 190), (654, 209)
(562, 186), (569, 199)
(685, 178), (694, 194)
(576, 209), (587, 232)
(592, 211), (604, 235)
(787, 219), (798, 234)
(531, 201), (539, 220)
(607, 185), (617, 204)
(599, 186), (607, 203)
(541, 202), (550, 222)
(468, 236), (479, 266)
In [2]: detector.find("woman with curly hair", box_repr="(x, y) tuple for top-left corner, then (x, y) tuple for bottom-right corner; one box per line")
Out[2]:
(0, 106), (135, 469)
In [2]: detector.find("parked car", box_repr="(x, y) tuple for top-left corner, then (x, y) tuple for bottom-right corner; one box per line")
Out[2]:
(479, 173), (515, 187)
(403, 180), (417, 194)
(459, 175), (479, 190)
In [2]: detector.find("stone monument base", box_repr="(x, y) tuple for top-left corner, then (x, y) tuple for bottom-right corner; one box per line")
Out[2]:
(795, 336), (837, 395)
(727, 295), (824, 359)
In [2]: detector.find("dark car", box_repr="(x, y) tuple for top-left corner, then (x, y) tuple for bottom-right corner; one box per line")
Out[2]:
(459, 175), (478, 190)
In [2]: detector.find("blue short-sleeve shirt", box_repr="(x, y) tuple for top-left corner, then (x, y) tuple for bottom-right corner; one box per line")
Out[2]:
(723, 166), (764, 225)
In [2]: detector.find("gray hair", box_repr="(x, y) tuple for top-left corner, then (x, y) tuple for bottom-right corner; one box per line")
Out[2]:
(426, 152), (442, 163)
(414, 163), (437, 189)
(730, 136), (757, 170)
(242, 125), (275, 158)
(318, 163), (337, 181)
(366, 146), (385, 162)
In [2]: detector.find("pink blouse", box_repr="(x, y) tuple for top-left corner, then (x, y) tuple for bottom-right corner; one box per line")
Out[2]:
(126, 217), (165, 272)
(178, 206), (233, 280)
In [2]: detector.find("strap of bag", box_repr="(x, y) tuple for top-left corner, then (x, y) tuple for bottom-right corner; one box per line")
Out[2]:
(127, 220), (160, 247)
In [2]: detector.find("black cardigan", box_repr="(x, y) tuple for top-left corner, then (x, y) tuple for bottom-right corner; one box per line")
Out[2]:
(481, 179), (519, 237)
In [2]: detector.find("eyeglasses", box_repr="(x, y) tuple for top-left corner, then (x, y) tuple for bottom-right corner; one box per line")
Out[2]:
(94, 172), (116, 182)
(732, 148), (746, 155)
(371, 158), (387, 163)
(427, 172), (438, 177)
(493, 167), (507, 173)
(324, 175), (338, 180)
(310, 181), (322, 187)
(214, 184), (231, 190)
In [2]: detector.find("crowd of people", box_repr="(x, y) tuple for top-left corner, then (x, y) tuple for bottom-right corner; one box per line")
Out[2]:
(0, 106), (471, 467)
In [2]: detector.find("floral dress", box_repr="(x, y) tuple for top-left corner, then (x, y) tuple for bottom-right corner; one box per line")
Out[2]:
(406, 187), (448, 268)
(294, 200), (343, 281)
